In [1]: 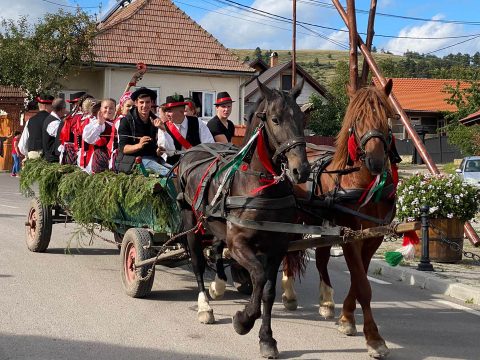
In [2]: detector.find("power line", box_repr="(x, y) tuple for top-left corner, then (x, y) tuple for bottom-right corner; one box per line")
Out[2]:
(39, 0), (99, 9)
(219, 0), (480, 40)
(300, 0), (480, 26)
(425, 34), (480, 55)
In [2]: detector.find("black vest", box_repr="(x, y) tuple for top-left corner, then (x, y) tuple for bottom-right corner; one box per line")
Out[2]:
(165, 116), (201, 164)
(42, 114), (60, 163)
(26, 110), (50, 152)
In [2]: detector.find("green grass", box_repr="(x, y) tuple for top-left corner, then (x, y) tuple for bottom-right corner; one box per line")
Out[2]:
(231, 49), (402, 83)
(442, 162), (458, 175)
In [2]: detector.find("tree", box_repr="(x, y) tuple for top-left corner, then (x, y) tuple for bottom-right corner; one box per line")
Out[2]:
(0, 9), (97, 97)
(253, 47), (262, 59)
(313, 57), (320, 66)
(443, 81), (480, 155)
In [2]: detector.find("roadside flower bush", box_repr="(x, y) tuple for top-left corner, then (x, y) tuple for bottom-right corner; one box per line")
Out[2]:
(396, 173), (480, 222)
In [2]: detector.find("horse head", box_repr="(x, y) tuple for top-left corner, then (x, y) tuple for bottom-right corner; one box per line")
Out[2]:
(339, 79), (396, 175)
(255, 79), (310, 184)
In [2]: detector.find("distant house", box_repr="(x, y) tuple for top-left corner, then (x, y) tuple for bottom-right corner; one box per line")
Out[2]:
(460, 109), (480, 126)
(244, 52), (330, 119)
(62, 0), (254, 122)
(373, 77), (469, 139)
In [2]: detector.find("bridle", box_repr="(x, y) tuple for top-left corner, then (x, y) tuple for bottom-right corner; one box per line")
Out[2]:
(348, 121), (393, 165)
(256, 111), (306, 164)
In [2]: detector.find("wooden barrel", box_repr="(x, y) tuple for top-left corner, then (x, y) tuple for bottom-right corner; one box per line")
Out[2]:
(415, 218), (464, 263)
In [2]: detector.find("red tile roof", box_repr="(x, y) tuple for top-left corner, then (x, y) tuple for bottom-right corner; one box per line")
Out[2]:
(372, 77), (469, 112)
(94, 0), (253, 73)
(460, 109), (480, 126)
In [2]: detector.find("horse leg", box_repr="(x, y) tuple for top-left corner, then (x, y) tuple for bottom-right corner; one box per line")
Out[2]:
(230, 239), (266, 336)
(259, 255), (284, 359)
(281, 253), (298, 310)
(359, 237), (389, 358)
(315, 246), (335, 320)
(184, 211), (215, 324)
(209, 240), (227, 300)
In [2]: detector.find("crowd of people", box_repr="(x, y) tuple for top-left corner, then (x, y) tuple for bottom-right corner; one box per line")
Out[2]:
(16, 87), (238, 176)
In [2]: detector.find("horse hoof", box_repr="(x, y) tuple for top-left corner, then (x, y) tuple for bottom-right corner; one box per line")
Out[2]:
(209, 276), (226, 300)
(319, 305), (335, 320)
(260, 340), (279, 359)
(367, 342), (390, 359)
(232, 311), (253, 335)
(337, 321), (357, 336)
(209, 282), (224, 300)
(282, 293), (298, 311)
(198, 310), (215, 324)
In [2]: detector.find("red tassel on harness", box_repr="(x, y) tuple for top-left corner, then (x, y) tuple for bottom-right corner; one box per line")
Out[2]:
(251, 129), (278, 195)
(402, 231), (420, 246)
(348, 133), (358, 162)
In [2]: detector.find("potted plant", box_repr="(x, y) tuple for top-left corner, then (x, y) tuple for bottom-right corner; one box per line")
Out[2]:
(387, 173), (480, 265)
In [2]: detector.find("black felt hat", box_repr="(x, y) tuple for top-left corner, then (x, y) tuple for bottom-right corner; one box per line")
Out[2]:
(131, 87), (157, 102)
(35, 94), (54, 104)
(66, 91), (87, 104)
(161, 94), (188, 109)
(214, 91), (235, 106)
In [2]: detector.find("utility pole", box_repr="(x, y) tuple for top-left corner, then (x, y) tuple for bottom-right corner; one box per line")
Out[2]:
(292, 0), (297, 87)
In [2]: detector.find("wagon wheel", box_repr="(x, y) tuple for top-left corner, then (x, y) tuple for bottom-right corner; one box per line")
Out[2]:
(120, 228), (156, 298)
(230, 262), (253, 295)
(25, 197), (53, 253)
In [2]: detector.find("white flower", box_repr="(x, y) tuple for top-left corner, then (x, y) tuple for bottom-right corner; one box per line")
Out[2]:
(446, 193), (452, 198)
(447, 213), (454, 219)
(429, 206), (439, 214)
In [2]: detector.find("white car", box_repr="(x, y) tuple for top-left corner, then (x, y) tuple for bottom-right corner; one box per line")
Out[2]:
(456, 156), (480, 187)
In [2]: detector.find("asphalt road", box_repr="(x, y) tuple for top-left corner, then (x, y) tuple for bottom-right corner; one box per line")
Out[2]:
(0, 173), (479, 360)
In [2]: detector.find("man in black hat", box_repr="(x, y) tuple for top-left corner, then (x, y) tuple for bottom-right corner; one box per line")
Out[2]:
(18, 94), (54, 159)
(158, 94), (214, 164)
(42, 98), (67, 163)
(117, 87), (169, 174)
(207, 92), (236, 143)
(66, 91), (87, 107)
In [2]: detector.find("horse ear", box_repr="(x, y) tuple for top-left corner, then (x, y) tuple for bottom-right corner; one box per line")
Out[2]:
(383, 78), (393, 97)
(289, 78), (304, 99)
(257, 78), (274, 100)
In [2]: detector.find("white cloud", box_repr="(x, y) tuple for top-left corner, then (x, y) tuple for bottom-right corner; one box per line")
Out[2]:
(378, 0), (394, 9)
(383, 14), (480, 56)
(0, 0), (66, 22)
(199, 0), (346, 50)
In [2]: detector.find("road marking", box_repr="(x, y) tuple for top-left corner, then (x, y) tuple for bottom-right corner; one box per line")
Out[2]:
(0, 204), (19, 209)
(435, 299), (480, 317)
(343, 271), (392, 285)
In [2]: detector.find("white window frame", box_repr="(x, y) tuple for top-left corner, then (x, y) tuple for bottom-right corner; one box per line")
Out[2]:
(190, 90), (216, 122)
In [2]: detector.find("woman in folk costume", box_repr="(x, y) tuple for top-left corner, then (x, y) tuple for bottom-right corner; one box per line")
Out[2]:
(58, 93), (94, 165)
(82, 99), (116, 174)
(76, 97), (98, 168)
(107, 92), (133, 170)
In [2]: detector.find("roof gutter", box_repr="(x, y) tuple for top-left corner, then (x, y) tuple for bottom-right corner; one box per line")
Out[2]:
(88, 62), (254, 77)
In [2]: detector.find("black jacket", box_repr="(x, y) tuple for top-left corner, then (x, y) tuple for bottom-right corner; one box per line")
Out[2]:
(27, 110), (50, 152)
(42, 114), (60, 163)
(118, 107), (158, 157)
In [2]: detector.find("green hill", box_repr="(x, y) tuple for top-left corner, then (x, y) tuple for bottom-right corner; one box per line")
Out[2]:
(231, 49), (402, 84)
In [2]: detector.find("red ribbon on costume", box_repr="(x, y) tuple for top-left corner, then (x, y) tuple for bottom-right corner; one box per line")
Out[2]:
(163, 101), (187, 109)
(348, 133), (359, 162)
(251, 128), (279, 195)
(165, 120), (192, 149)
(215, 97), (233, 104)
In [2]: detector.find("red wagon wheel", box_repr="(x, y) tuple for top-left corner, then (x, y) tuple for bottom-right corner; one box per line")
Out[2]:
(120, 228), (156, 298)
(25, 197), (52, 252)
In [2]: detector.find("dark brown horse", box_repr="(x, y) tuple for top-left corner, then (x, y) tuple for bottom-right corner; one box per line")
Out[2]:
(283, 80), (399, 358)
(176, 79), (310, 358)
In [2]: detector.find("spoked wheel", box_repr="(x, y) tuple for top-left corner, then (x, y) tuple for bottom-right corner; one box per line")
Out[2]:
(231, 262), (253, 295)
(121, 228), (156, 298)
(25, 197), (52, 252)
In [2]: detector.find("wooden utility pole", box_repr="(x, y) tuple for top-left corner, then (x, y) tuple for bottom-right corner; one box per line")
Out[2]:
(292, 0), (297, 87)
(361, 0), (377, 85)
(347, 0), (358, 93)
(331, 0), (480, 246)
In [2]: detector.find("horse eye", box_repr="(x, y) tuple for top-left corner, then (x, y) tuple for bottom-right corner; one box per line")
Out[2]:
(271, 117), (279, 125)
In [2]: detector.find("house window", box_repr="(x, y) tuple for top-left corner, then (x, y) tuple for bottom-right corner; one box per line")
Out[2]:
(190, 91), (215, 121)
(59, 90), (85, 111)
(281, 75), (292, 91)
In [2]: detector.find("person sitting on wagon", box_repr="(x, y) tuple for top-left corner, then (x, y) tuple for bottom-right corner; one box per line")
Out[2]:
(42, 98), (67, 163)
(158, 94), (214, 165)
(207, 92), (236, 144)
(116, 87), (169, 175)
(107, 92), (133, 170)
(82, 99), (116, 174)
(183, 97), (198, 117)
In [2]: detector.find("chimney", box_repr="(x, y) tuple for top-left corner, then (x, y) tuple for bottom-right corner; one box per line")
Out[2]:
(270, 51), (278, 67)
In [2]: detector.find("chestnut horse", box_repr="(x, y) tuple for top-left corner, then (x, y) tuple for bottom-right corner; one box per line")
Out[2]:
(283, 80), (400, 358)
(176, 80), (310, 358)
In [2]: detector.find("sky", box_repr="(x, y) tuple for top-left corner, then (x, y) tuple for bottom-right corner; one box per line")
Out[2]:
(3, 0), (480, 56)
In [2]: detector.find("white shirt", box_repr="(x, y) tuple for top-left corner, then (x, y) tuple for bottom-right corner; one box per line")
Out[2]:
(46, 111), (62, 137)
(158, 116), (214, 152)
(82, 117), (113, 144)
(18, 126), (29, 156)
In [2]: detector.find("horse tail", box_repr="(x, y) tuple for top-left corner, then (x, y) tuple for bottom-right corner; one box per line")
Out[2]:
(282, 250), (308, 280)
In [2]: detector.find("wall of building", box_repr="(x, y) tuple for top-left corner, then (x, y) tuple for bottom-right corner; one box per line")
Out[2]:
(63, 68), (250, 124)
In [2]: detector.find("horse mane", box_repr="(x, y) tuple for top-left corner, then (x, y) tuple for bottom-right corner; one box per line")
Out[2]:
(332, 85), (394, 169)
